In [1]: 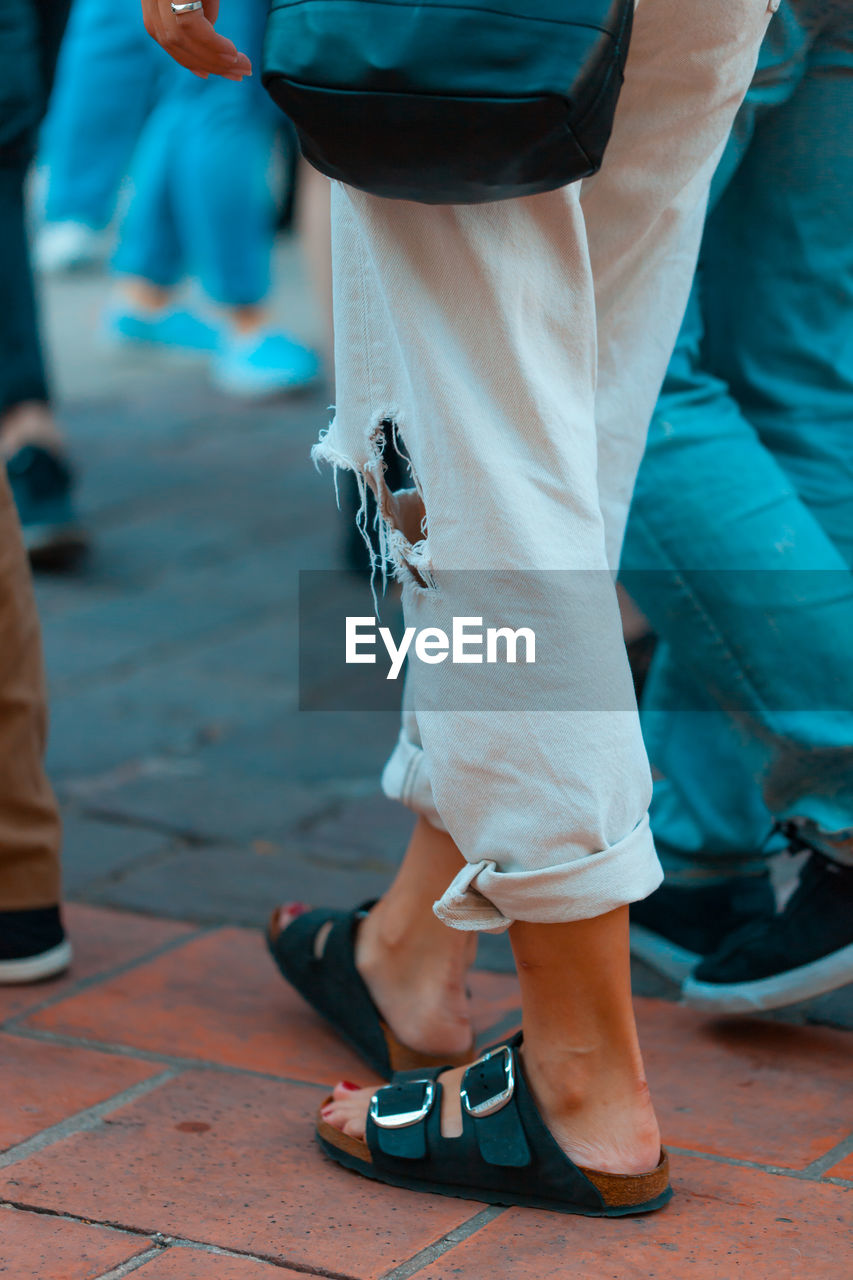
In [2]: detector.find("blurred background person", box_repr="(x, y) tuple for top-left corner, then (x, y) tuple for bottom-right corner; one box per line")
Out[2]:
(0, 455), (69, 983)
(36, 0), (319, 399)
(1, 0), (86, 567)
(35, 0), (154, 272)
(622, 0), (853, 1013)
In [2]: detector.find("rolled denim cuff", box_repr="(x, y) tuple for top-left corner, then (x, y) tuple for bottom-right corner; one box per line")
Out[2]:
(433, 815), (663, 933)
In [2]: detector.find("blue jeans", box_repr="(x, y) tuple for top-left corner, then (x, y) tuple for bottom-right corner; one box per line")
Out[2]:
(41, 0), (160, 230)
(620, 1), (853, 877)
(44, 0), (280, 306)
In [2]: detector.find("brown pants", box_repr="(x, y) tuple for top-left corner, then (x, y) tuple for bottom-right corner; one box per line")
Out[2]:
(0, 468), (61, 908)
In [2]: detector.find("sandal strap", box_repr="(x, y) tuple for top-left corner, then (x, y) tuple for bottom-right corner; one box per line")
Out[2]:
(369, 1077), (437, 1159)
(268, 901), (392, 1077)
(461, 1045), (530, 1168)
(365, 1039), (605, 1212)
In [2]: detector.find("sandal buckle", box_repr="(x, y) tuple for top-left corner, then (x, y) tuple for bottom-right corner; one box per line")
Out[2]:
(460, 1045), (515, 1118)
(370, 1080), (436, 1130)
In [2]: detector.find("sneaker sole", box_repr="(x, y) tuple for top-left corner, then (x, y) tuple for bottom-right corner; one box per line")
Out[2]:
(23, 525), (89, 571)
(682, 941), (853, 1014)
(0, 939), (72, 985)
(629, 924), (700, 984)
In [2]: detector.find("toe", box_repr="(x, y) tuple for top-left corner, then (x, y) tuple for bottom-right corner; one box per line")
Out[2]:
(320, 1101), (342, 1126)
(332, 1080), (363, 1100)
(323, 1101), (361, 1135)
(269, 901), (309, 940)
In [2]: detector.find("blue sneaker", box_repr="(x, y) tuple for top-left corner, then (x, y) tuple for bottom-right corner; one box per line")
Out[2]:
(211, 329), (320, 398)
(103, 305), (222, 353)
(6, 444), (88, 569)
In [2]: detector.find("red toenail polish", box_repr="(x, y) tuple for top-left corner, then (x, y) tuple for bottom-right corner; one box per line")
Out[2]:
(340, 1081), (361, 1091)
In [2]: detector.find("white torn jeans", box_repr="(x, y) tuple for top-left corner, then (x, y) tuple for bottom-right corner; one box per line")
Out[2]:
(315, 0), (776, 931)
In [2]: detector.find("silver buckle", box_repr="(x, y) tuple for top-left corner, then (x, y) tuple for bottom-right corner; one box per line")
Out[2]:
(460, 1045), (515, 1118)
(369, 1080), (435, 1130)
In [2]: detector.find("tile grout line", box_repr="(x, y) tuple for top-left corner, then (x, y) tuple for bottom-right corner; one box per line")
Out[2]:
(800, 1131), (853, 1177)
(1, 923), (216, 1031)
(163, 1236), (362, 1276)
(667, 1144), (853, 1184)
(378, 1207), (505, 1280)
(93, 1245), (166, 1280)
(1, 1202), (361, 1279)
(0, 1070), (178, 1170)
(4, 1023), (333, 1091)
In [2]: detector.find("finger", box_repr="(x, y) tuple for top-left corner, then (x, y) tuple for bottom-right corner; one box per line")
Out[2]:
(169, 30), (252, 77)
(159, 32), (246, 78)
(159, 40), (232, 78)
(169, 12), (251, 71)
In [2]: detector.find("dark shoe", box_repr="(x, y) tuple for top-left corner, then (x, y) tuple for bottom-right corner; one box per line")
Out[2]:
(317, 1035), (672, 1217)
(0, 906), (72, 984)
(630, 873), (775, 983)
(683, 850), (853, 1014)
(7, 444), (88, 570)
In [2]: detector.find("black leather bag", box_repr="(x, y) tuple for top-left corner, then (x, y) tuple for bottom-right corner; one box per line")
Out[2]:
(262, 0), (633, 205)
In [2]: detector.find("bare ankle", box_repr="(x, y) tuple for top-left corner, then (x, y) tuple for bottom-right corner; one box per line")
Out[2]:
(352, 901), (475, 1058)
(358, 897), (475, 980)
(520, 1041), (661, 1175)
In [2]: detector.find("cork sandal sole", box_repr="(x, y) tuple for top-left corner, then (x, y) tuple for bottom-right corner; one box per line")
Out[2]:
(317, 1103), (672, 1217)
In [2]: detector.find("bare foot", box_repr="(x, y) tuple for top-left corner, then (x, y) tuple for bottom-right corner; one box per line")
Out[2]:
(272, 901), (475, 1061)
(320, 1048), (661, 1177)
(321, 1066), (467, 1142)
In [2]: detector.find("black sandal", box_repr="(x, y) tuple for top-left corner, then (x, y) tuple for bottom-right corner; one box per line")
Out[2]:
(266, 901), (474, 1079)
(317, 1034), (672, 1216)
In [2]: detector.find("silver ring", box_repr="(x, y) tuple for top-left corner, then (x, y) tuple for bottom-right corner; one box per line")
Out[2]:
(170, 1), (203, 13)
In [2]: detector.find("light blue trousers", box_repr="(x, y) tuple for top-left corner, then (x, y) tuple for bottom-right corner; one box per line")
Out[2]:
(620, 2), (853, 878)
(42, 0), (280, 306)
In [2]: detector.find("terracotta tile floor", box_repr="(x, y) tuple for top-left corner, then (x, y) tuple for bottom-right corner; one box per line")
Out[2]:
(1, 906), (850, 1279)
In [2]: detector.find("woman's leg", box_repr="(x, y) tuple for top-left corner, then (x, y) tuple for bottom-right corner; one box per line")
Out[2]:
(284, 0), (771, 1063)
(323, 908), (661, 1176)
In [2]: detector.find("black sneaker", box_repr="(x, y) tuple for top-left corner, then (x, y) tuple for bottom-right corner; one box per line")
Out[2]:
(0, 906), (72, 984)
(630, 873), (776, 983)
(6, 444), (88, 570)
(682, 851), (853, 1014)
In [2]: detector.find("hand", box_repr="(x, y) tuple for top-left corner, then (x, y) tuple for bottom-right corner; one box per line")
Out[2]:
(140, 0), (252, 81)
